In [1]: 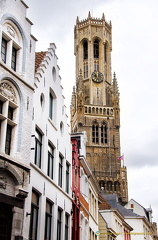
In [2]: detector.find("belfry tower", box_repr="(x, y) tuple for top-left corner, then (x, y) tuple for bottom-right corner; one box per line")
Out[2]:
(71, 12), (128, 204)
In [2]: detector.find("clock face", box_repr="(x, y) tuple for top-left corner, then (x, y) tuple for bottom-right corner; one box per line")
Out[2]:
(92, 71), (103, 83)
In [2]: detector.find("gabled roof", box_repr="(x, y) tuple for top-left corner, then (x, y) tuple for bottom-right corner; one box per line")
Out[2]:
(127, 198), (152, 221)
(102, 194), (139, 217)
(35, 51), (46, 72)
(98, 194), (112, 210)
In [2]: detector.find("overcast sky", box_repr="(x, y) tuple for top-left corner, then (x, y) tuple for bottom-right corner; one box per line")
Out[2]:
(24, 0), (158, 223)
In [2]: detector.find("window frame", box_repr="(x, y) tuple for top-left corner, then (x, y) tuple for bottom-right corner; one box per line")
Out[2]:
(92, 121), (99, 144)
(1, 38), (7, 63)
(83, 40), (88, 60)
(47, 143), (54, 179)
(5, 124), (12, 155)
(34, 128), (42, 168)
(58, 155), (63, 188)
(65, 213), (69, 240)
(44, 200), (53, 240)
(65, 162), (69, 194)
(49, 92), (53, 120)
(94, 39), (99, 58)
(0, 85), (18, 156)
(57, 208), (62, 240)
(11, 46), (17, 71)
(29, 190), (40, 240)
(84, 61), (88, 79)
(101, 122), (107, 144)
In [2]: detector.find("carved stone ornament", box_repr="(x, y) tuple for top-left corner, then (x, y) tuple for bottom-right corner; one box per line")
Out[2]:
(7, 25), (15, 38)
(0, 82), (17, 103)
(0, 176), (7, 189)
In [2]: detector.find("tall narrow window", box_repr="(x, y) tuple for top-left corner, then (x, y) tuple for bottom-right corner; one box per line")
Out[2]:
(101, 122), (107, 144)
(1, 38), (7, 63)
(94, 39), (99, 58)
(35, 129), (42, 168)
(65, 163), (69, 194)
(8, 106), (13, 120)
(58, 155), (63, 187)
(29, 190), (39, 240)
(0, 82), (18, 156)
(83, 40), (88, 59)
(57, 208), (62, 240)
(44, 200), (52, 240)
(94, 60), (99, 71)
(92, 121), (99, 144)
(49, 93), (53, 119)
(47, 143), (54, 179)
(5, 125), (12, 155)
(104, 43), (107, 62)
(11, 47), (17, 71)
(84, 62), (88, 79)
(65, 213), (69, 240)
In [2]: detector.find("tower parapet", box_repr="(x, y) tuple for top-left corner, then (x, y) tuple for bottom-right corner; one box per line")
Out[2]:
(75, 12), (111, 31)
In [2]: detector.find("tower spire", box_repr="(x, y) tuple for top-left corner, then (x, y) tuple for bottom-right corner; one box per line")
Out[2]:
(112, 72), (119, 95)
(88, 11), (91, 19)
(102, 13), (105, 20)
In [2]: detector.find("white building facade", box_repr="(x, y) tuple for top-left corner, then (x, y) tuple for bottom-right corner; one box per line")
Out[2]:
(0, 0), (36, 239)
(0, 1), (72, 240)
(124, 199), (157, 240)
(25, 43), (72, 240)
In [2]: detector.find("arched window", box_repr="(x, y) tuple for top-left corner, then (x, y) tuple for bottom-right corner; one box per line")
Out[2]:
(92, 121), (99, 144)
(94, 39), (99, 58)
(101, 122), (107, 144)
(1, 19), (25, 73)
(0, 81), (19, 155)
(106, 181), (112, 191)
(99, 181), (105, 190)
(114, 181), (120, 191)
(83, 40), (88, 60)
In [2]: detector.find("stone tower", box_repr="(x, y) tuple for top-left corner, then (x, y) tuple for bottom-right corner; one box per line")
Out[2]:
(71, 12), (128, 204)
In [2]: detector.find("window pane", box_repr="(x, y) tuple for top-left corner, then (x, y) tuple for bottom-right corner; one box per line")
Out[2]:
(94, 39), (99, 58)
(11, 47), (17, 71)
(35, 129), (42, 168)
(47, 144), (54, 179)
(8, 106), (13, 120)
(65, 214), (69, 240)
(49, 93), (53, 119)
(45, 201), (52, 240)
(1, 38), (7, 63)
(58, 156), (63, 187)
(57, 209), (62, 240)
(66, 163), (69, 193)
(29, 191), (39, 240)
(5, 125), (12, 155)
(83, 41), (88, 60)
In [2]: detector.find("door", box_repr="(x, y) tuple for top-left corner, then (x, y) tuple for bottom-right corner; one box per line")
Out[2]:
(0, 203), (13, 240)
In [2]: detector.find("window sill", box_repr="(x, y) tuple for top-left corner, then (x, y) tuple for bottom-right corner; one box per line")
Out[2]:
(48, 118), (57, 131)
